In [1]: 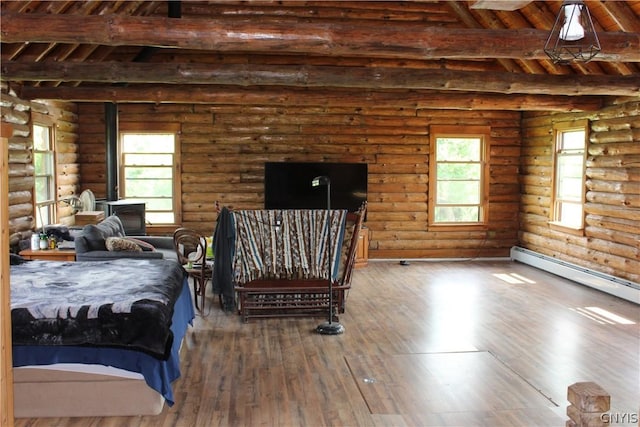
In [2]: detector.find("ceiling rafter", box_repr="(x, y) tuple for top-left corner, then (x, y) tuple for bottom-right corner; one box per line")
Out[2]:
(2, 13), (639, 62)
(4, 61), (638, 97)
(1, 1), (638, 111)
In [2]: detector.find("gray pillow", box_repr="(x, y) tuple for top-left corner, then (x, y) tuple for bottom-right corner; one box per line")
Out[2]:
(98, 215), (126, 237)
(82, 224), (107, 251)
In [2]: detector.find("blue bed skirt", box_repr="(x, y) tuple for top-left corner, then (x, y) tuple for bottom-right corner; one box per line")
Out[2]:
(13, 278), (195, 406)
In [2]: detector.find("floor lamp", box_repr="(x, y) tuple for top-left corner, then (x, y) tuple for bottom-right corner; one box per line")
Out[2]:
(312, 175), (345, 335)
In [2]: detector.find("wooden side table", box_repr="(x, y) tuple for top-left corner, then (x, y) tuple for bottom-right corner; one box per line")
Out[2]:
(19, 249), (76, 262)
(354, 226), (369, 268)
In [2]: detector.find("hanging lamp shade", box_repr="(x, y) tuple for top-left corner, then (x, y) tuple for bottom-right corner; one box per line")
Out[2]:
(544, 0), (601, 64)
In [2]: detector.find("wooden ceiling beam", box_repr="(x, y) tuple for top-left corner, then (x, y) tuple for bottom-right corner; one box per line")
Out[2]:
(3, 61), (638, 97)
(2, 12), (639, 62)
(16, 84), (604, 112)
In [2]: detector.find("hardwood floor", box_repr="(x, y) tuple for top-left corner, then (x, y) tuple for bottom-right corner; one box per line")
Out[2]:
(14, 260), (640, 426)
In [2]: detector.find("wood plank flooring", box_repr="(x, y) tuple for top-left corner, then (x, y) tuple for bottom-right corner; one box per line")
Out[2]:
(14, 260), (640, 426)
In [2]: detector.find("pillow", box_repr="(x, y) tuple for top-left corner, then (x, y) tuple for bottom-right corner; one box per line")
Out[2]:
(99, 215), (126, 238)
(106, 236), (142, 252)
(82, 224), (108, 251)
(124, 237), (156, 252)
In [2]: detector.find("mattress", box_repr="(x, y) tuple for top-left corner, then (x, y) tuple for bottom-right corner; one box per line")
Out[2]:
(13, 365), (165, 418)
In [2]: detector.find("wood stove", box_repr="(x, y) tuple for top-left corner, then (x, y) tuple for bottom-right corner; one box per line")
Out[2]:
(96, 199), (146, 235)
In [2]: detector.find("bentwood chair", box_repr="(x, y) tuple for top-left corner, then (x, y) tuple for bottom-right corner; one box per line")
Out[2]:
(173, 228), (211, 311)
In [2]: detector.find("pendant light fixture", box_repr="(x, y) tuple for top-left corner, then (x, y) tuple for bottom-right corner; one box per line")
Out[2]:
(544, 0), (601, 64)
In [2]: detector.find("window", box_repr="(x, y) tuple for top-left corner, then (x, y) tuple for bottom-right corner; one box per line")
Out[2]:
(33, 120), (56, 228)
(551, 121), (587, 230)
(120, 124), (180, 225)
(429, 126), (490, 227)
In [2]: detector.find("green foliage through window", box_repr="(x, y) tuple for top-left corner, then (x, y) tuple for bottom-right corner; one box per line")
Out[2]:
(432, 135), (485, 224)
(553, 127), (586, 229)
(121, 133), (176, 224)
(33, 123), (55, 228)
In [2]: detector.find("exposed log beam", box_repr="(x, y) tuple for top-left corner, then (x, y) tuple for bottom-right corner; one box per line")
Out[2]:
(16, 84), (604, 112)
(2, 12), (639, 62)
(3, 61), (638, 97)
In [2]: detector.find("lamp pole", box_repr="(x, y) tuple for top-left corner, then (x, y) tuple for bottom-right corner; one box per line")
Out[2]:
(312, 175), (344, 335)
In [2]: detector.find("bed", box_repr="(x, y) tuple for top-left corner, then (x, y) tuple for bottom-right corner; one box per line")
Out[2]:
(10, 258), (195, 418)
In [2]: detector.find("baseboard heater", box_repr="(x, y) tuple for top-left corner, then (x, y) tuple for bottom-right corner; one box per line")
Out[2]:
(510, 246), (640, 305)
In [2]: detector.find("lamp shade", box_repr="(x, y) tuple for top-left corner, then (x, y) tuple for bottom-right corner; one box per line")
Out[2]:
(544, 0), (600, 64)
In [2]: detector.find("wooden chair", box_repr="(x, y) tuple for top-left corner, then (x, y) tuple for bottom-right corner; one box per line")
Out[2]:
(173, 228), (211, 311)
(234, 202), (367, 322)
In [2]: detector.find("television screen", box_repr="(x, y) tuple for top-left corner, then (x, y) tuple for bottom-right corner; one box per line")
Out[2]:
(264, 162), (367, 215)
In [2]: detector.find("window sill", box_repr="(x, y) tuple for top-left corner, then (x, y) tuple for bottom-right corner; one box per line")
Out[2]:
(428, 223), (488, 232)
(549, 221), (585, 236)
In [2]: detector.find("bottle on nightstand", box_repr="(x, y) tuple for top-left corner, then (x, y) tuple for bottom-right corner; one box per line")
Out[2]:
(31, 233), (40, 251)
(39, 233), (48, 250)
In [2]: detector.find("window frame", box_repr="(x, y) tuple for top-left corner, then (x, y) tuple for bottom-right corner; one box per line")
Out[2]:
(428, 125), (490, 230)
(118, 122), (182, 229)
(32, 113), (57, 229)
(549, 120), (588, 234)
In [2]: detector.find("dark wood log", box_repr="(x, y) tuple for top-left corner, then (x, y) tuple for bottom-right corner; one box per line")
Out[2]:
(7, 150), (31, 164)
(7, 163), (33, 178)
(3, 61), (638, 97)
(2, 13), (639, 62)
(8, 190), (31, 205)
(7, 176), (32, 192)
(17, 85), (604, 112)
(8, 203), (31, 220)
(8, 216), (34, 235)
(0, 106), (30, 125)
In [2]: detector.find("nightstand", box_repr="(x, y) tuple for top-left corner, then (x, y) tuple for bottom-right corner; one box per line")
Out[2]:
(19, 249), (76, 262)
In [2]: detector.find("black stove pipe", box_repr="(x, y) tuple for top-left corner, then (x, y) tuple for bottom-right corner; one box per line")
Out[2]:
(103, 2), (180, 202)
(104, 102), (118, 201)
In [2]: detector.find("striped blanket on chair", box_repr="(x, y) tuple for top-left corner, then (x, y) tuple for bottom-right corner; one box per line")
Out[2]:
(231, 209), (347, 286)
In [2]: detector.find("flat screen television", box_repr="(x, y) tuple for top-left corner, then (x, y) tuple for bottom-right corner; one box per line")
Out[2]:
(264, 162), (367, 216)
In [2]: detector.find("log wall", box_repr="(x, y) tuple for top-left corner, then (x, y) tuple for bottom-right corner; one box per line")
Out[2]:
(77, 102), (522, 259)
(1, 82), (79, 249)
(4, 85), (637, 282)
(520, 100), (640, 284)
